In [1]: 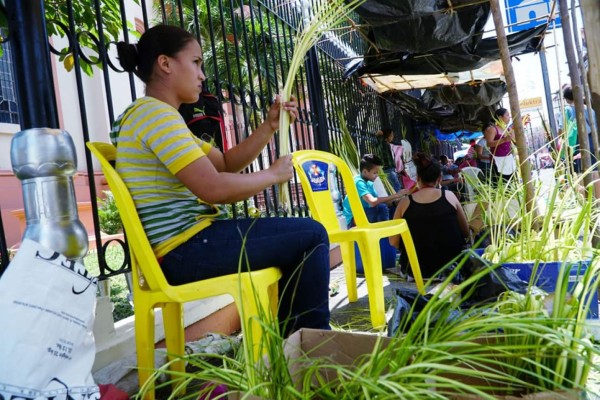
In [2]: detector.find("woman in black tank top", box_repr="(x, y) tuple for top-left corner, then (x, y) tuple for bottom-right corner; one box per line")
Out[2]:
(390, 153), (469, 278)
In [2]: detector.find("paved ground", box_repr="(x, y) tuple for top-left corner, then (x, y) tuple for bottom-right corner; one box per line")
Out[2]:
(328, 265), (414, 332)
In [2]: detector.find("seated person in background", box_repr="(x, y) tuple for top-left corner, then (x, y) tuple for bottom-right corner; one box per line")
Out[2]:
(342, 154), (405, 227)
(439, 155), (462, 197)
(390, 152), (469, 279)
(466, 139), (477, 158)
(375, 128), (403, 192)
(475, 137), (492, 176)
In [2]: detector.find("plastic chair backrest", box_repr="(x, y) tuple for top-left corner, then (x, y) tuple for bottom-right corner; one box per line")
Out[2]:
(87, 142), (166, 293)
(460, 166), (483, 202)
(292, 150), (369, 230)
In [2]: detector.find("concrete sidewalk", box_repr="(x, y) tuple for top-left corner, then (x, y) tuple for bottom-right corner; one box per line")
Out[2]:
(328, 265), (417, 332)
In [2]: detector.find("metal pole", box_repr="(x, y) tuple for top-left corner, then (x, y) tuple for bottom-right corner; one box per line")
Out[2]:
(5, 0), (59, 129)
(305, 47), (330, 152)
(0, 208), (9, 275)
(540, 49), (557, 137)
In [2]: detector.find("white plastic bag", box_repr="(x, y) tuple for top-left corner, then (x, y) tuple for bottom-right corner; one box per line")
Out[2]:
(0, 239), (100, 400)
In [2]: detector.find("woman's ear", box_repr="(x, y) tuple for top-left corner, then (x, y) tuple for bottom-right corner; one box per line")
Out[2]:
(156, 54), (171, 74)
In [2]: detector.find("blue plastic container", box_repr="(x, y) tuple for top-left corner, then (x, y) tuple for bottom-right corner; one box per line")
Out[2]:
(474, 249), (598, 319)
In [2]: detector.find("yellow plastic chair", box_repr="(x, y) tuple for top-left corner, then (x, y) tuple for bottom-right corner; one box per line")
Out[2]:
(292, 150), (424, 329)
(87, 142), (281, 399)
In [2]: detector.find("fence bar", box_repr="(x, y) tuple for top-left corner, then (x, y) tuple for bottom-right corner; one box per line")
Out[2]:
(305, 48), (330, 152)
(5, 0), (58, 129)
(0, 207), (8, 275)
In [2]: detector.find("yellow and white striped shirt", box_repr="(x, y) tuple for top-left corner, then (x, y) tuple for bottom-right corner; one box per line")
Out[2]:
(110, 96), (216, 258)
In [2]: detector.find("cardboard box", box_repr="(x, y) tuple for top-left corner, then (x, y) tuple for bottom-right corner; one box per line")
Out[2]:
(231, 329), (580, 399)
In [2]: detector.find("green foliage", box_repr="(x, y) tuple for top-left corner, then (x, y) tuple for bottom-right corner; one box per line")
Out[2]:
(156, 0), (286, 97)
(97, 191), (123, 234)
(331, 108), (360, 176)
(43, 0), (139, 76)
(224, 200), (263, 219)
(0, 1), (138, 74)
(110, 277), (134, 321)
(83, 245), (133, 322)
(138, 253), (600, 398)
(474, 152), (598, 264)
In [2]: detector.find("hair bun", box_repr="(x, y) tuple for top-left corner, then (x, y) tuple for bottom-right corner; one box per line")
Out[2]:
(116, 42), (138, 73)
(413, 152), (431, 168)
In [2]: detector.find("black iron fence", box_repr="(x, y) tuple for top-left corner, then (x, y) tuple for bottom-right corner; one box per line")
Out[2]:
(0, 0), (414, 282)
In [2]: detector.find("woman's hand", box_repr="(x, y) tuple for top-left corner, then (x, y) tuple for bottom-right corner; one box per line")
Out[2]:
(268, 154), (294, 184)
(266, 95), (299, 132)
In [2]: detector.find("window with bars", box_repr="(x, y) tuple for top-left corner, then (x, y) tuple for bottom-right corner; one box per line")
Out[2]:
(0, 33), (19, 125)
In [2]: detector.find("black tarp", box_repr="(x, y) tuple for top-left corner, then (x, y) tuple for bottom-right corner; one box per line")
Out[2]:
(344, 0), (547, 78)
(345, 24), (547, 77)
(384, 80), (507, 132)
(353, 1), (491, 53)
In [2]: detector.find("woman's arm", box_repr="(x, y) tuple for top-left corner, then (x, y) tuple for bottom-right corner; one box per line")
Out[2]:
(207, 96), (299, 173)
(484, 125), (512, 148)
(475, 143), (491, 161)
(446, 191), (470, 237)
(389, 197), (410, 248)
(176, 153), (293, 204)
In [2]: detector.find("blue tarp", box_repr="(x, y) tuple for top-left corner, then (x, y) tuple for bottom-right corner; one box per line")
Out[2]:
(434, 130), (482, 141)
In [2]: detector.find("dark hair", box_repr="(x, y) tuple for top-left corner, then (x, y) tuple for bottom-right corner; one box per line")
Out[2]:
(360, 154), (383, 171)
(487, 107), (508, 127)
(439, 155), (448, 164)
(563, 86), (573, 101)
(494, 108), (509, 120)
(116, 25), (196, 83)
(414, 152), (441, 184)
(378, 128), (394, 140)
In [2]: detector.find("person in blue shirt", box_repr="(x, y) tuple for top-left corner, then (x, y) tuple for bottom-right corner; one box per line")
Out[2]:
(562, 86), (597, 172)
(342, 154), (405, 228)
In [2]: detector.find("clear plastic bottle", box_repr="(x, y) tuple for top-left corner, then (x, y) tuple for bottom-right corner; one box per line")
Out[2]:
(11, 128), (88, 260)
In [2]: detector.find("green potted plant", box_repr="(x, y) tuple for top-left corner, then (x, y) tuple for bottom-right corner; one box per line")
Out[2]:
(466, 149), (600, 319)
(97, 190), (123, 235)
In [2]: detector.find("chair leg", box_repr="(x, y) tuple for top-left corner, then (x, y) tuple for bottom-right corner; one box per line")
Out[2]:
(399, 230), (425, 294)
(268, 279), (279, 324)
(236, 275), (267, 362)
(357, 240), (386, 329)
(135, 305), (156, 400)
(339, 241), (358, 302)
(162, 302), (186, 392)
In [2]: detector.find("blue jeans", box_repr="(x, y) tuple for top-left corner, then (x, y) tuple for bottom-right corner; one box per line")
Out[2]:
(160, 217), (330, 336)
(364, 203), (391, 223)
(384, 167), (402, 192)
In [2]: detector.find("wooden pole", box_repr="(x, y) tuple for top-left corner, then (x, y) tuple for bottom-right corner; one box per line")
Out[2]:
(489, 0), (535, 210)
(579, 0), (600, 156)
(570, 0), (599, 163)
(558, 0), (593, 186)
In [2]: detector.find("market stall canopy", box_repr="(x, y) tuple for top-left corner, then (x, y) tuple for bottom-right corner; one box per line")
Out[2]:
(383, 80), (507, 132)
(341, 0), (547, 91)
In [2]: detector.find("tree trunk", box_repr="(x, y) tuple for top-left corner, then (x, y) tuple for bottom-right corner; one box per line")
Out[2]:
(558, 0), (593, 187)
(489, 0), (535, 211)
(571, 0), (599, 162)
(580, 0), (600, 159)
